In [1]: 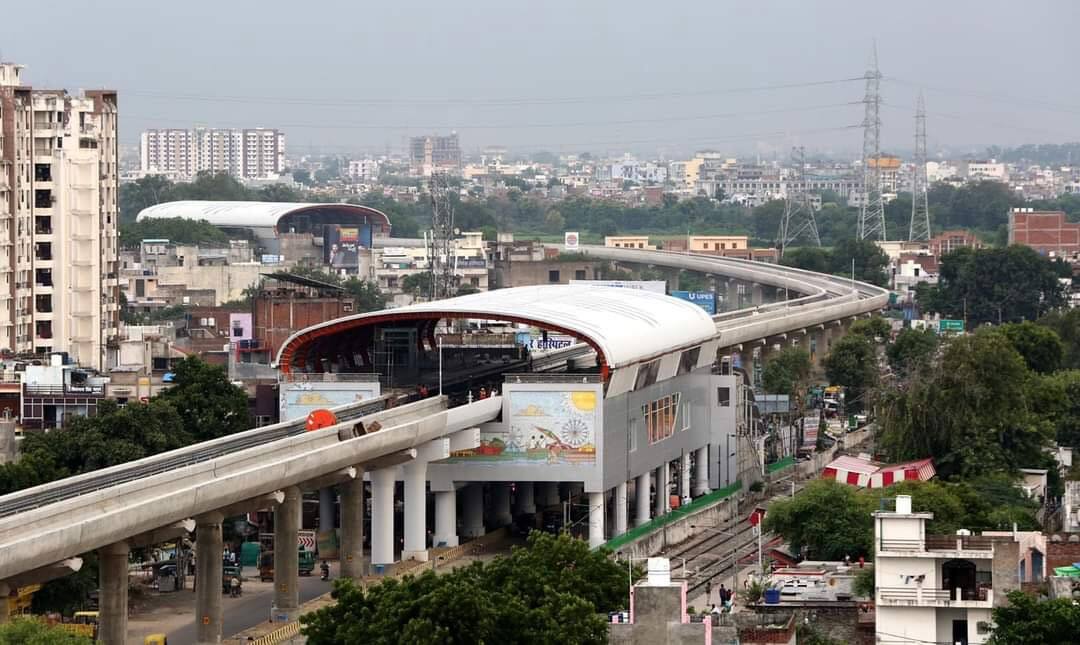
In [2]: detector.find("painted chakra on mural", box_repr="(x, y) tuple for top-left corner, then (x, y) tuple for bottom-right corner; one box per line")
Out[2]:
(560, 417), (589, 447)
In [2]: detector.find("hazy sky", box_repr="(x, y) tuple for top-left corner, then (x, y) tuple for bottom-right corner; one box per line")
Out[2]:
(4, 0), (1078, 158)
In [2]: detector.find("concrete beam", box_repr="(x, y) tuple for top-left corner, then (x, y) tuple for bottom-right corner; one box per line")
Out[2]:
(362, 448), (418, 471)
(301, 466), (358, 492)
(448, 427), (480, 453)
(128, 520), (195, 549)
(217, 491), (285, 518)
(2, 557), (83, 590)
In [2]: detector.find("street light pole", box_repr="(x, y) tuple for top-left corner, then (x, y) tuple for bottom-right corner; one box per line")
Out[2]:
(438, 336), (444, 396)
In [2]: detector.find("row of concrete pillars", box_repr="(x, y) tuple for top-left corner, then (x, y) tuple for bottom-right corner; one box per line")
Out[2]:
(91, 442), (715, 644)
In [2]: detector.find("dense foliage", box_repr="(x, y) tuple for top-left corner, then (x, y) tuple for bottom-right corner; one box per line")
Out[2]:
(761, 348), (812, 398)
(916, 246), (1068, 327)
(301, 532), (632, 645)
(988, 590), (1080, 645)
(0, 619), (93, 644)
(781, 239), (890, 287)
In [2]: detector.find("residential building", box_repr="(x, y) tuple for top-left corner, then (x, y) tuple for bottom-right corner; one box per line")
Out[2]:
(1008, 208), (1080, 256)
(0, 62), (120, 370)
(409, 133), (461, 175)
(139, 127), (286, 181)
(374, 232), (489, 301)
(119, 239), (262, 311)
(604, 236), (655, 250)
(347, 158), (380, 182)
(929, 230), (983, 257)
(960, 160), (1007, 182)
(873, 494), (1022, 645)
(20, 354), (108, 429)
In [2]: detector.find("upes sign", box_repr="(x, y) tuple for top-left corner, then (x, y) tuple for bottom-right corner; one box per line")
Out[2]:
(564, 232), (580, 249)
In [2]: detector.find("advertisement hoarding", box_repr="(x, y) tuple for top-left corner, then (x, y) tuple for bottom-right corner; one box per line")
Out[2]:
(569, 279), (666, 294)
(564, 231), (580, 250)
(670, 290), (716, 314)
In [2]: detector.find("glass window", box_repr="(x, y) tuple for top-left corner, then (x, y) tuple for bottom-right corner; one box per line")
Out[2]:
(678, 347), (701, 375)
(717, 387), (731, 407)
(644, 393), (681, 444)
(634, 359), (660, 390)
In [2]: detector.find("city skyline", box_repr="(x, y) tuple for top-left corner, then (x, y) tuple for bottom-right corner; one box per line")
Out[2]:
(3, 1), (1078, 156)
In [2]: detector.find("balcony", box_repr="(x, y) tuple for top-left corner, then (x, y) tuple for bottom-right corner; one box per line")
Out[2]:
(924, 535), (994, 552)
(24, 383), (105, 397)
(877, 585), (992, 609)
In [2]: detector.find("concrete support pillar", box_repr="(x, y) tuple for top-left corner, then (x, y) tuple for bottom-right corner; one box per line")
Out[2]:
(751, 283), (764, 306)
(615, 481), (628, 535)
(491, 483), (512, 527)
(680, 452), (692, 502)
(725, 281), (740, 312)
(318, 487), (336, 533)
(588, 492), (605, 548)
(435, 489), (459, 547)
(514, 481), (536, 515)
(635, 472), (651, 527)
(195, 512), (224, 645)
(654, 462), (670, 516)
(539, 481), (560, 507)
(462, 483), (485, 538)
(98, 540), (130, 645)
(370, 468), (396, 567)
(693, 446), (711, 497)
(272, 486), (301, 622)
(339, 473), (365, 579)
(402, 460), (429, 562)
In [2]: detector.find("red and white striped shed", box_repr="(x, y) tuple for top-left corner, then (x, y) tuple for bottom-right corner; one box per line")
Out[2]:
(821, 455), (936, 489)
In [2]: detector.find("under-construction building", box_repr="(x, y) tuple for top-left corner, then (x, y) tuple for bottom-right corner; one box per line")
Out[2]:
(409, 133), (462, 175)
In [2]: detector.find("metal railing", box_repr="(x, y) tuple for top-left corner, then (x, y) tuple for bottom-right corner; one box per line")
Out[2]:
(878, 538), (924, 551)
(24, 384), (105, 397)
(279, 372), (380, 383)
(924, 535), (994, 551)
(503, 373), (601, 384)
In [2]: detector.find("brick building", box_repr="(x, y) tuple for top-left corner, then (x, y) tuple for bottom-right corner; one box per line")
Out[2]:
(1008, 208), (1080, 256)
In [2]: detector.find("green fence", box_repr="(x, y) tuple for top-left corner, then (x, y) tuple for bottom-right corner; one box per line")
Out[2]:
(766, 456), (795, 474)
(602, 480), (741, 551)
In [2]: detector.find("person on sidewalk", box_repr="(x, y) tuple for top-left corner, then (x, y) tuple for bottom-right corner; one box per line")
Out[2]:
(705, 580), (712, 604)
(230, 575), (241, 598)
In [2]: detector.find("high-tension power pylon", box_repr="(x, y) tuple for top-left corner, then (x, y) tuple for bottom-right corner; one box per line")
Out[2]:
(777, 146), (820, 256)
(908, 92), (931, 241)
(857, 45), (887, 241)
(426, 173), (456, 300)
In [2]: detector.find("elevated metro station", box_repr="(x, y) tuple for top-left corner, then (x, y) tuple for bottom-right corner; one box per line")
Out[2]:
(276, 284), (748, 562)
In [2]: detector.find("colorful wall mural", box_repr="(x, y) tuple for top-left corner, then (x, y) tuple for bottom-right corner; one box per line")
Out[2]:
(279, 382), (382, 422)
(450, 388), (601, 465)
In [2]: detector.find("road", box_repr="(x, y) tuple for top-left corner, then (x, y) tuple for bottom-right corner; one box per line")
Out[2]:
(132, 566), (336, 645)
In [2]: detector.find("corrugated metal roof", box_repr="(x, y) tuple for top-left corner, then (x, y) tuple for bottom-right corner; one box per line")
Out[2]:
(277, 284), (718, 371)
(135, 200), (391, 230)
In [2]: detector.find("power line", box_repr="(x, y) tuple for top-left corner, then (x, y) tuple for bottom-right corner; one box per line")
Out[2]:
(124, 101), (861, 132)
(123, 76), (867, 108)
(777, 146), (821, 255)
(885, 76), (1080, 115)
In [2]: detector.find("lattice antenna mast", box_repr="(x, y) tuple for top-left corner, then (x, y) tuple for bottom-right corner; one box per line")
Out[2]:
(857, 44), (887, 241)
(777, 146), (820, 255)
(427, 173), (456, 300)
(909, 92), (931, 241)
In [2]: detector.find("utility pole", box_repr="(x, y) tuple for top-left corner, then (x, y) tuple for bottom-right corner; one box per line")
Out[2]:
(427, 173), (456, 300)
(908, 92), (931, 242)
(857, 43), (887, 242)
(777, 146), (820, 256)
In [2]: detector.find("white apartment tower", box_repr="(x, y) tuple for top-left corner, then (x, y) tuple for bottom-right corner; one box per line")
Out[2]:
(0, 62), (120, 370)
(140, 127), (285, 181)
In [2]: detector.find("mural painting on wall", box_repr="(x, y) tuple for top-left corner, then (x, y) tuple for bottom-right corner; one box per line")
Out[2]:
(451, 390), (599, 465)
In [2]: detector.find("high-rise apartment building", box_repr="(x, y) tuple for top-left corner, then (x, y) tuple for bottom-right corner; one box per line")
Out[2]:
(140, 127), (285, 181)
(409, 133), (461, 175)
(0, 62), (120, 370)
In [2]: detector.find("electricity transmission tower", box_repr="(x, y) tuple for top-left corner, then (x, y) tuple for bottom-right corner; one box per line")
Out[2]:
(777, 146), (820, 255)
(857, 45), (887, 241)
(908, 92), (931, 241)
(426, 173), (456, 300)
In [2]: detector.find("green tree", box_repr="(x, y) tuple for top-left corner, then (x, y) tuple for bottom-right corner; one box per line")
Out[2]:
(996, 321), (1064, 373)
(402, 273), (433, 298)
(885, 328), (938, 376)
(343, 278), (387, 313)
(762, 348), (812, 398)
(1038, 308), (1080, 370)
(849, 317), (892, 342)
(159, 356), (251, 442)
(824, 334), (878, 393)
(0, 618), (94, 644)
(988, 590), (1080, 645)
(920, 246), (1067, 326)
(762, 479), (874, 560)
(781, 247), (831, 274)
(829, 238), (889, 287)
(119, 217), (230, 249)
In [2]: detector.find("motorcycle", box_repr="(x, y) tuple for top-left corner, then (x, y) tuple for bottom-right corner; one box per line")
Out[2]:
(320, 563), (330, 581)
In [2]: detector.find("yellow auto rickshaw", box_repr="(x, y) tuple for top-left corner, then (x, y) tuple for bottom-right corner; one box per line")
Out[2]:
(144, 634), (168, 645)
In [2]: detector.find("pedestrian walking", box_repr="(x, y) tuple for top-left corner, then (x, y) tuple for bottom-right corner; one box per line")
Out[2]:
(705, 580), (712, 603)
(230, 575), (241, 598)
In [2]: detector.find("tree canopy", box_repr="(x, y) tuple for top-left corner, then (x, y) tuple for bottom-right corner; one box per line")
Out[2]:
(988, 590), (1080, 645)
(885, 328), (938, 376)
(301, 532), (630, 645)
(917, 246), (1067, 327)
(823, 334), (879, 395)
(762, 348), (812, 398)
(0, 619), (94, 644)
(159, 356), (252, 442)
(781, 239), (889, 287)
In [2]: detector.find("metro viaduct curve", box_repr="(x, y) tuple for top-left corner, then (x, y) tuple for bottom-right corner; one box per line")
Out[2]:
(0, 247), (886, 645)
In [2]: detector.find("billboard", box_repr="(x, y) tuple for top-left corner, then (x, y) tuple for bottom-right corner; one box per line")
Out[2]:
(324, 224), (373, 268)
(569, 279), (666, 294)
(279, 381), (382, 422)
(564, 231), (580, 250)
(449, 388), (600, 465)
(671, 290), (716, 314)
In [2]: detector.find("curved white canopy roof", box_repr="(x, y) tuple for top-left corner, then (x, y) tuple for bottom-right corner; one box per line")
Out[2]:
(136, 200), (390, 230)
(277, 285), (718, 371)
